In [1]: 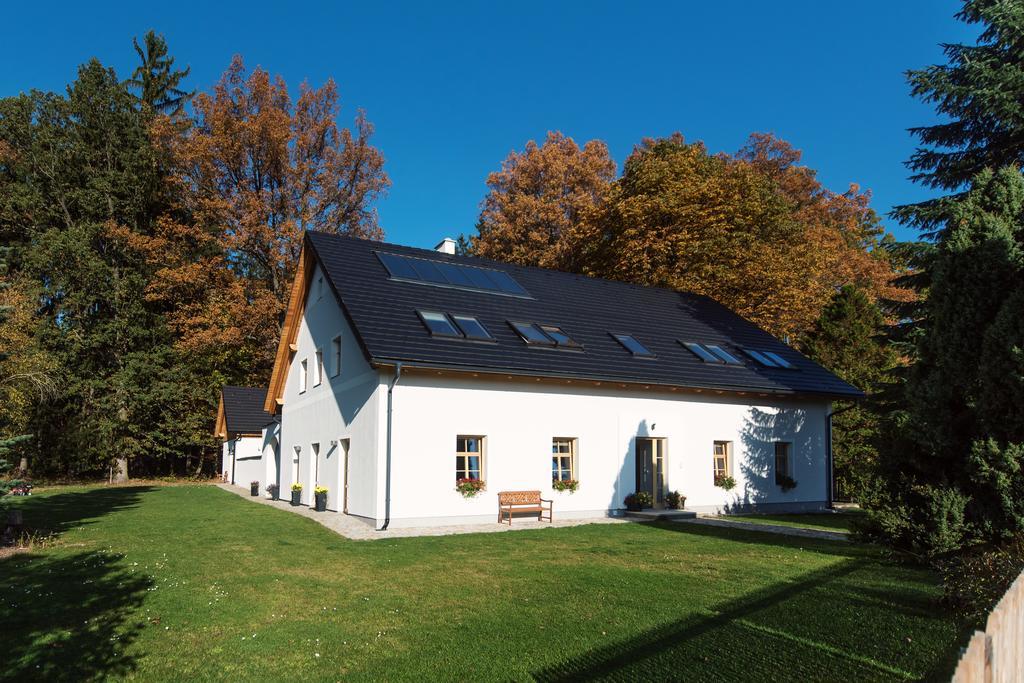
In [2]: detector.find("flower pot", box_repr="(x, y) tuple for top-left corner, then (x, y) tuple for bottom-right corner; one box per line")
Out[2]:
(270, 490), (279, 501)
(291, 490), (302, 506)
(314, 492), (327, 512)
(626, 503), (642, 512)
(250, 483), (259, 496)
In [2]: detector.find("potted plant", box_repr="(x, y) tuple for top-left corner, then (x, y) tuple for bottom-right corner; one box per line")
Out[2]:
(665, 490), (686, 510)
(290, 483), (303, 506)
(624, 491), (653, 511)
(250, 481), (260, 496)
(266, 483), (279, 500)
(714, 474), (737, 491)
(552, 478), (579, 494)
(777, 475), (798, 492)
(455, 478), (486, 498)
(314, 486), (328, 512)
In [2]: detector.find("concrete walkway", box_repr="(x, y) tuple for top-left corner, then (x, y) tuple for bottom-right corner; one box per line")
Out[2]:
(218, 484), (628, 541)
(676, 516), (850, 542)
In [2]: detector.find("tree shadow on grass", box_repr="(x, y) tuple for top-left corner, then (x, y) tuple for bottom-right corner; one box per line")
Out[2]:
(534, 523), (958, 682)
(0, 549), (153, 680)
(2, 485), (155, 537)
(0, 486), (157, 680)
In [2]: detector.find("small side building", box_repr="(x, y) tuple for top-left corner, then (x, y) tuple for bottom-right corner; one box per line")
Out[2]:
(214, 386), (278, 490)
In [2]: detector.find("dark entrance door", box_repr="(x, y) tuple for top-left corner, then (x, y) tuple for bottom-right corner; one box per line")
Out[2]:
(635, 437), (667, 506)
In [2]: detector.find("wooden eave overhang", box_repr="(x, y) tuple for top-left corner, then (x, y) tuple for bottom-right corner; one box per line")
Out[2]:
(264, 243), (316, 414)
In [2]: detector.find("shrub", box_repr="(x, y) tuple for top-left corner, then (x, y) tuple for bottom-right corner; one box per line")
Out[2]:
(266, 483), (279, 494)
(777, 475), (797, 492)
(714, 474), (736, 491)
(665, 490), (686, 509)
(938, 535), (1024, 624)
(455, 478), (485, 498)
(290, 483), (303, 492)
(624, 491), (653, 509)
(1, 479), (33, 496)
(552, 478), (579, 493)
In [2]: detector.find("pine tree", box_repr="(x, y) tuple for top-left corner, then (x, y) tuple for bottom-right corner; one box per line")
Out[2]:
(803, 285), (899, 501)
(128, 30), (193, 115)
(894, 0), (1024, 236)
(866, 166), (1024, 556)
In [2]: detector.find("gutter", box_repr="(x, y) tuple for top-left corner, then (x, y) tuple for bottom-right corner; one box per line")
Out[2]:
(379, 362), (402, 531)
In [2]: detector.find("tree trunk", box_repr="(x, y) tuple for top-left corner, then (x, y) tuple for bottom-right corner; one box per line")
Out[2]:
(193, 449), (206, 478)
(17, 456), (28, 474)
(112, 456), (129, 483)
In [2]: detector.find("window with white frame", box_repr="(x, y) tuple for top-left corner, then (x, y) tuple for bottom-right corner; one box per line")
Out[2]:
(299, 358), (308, 393)
(456, 436), (484, 481)
(774, 442), (793, 485)
(331, 335), (342, 377)
(314, 349), (323, 386)
(552, 438), (577, 482)
(713, 441), (732, 484)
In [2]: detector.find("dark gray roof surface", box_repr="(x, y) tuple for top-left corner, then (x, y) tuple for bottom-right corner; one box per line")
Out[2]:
(222, 386), (272, 434)
(307, 231), (863, 399)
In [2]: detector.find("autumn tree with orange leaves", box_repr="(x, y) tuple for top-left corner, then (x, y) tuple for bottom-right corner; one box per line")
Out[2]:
(472, 131), (616, 272)
(143, 57), (390, 383)
(472, 131), (910, 341)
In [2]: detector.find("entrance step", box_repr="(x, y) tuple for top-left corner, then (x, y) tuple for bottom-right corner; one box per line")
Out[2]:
(624, 509), (697, 521)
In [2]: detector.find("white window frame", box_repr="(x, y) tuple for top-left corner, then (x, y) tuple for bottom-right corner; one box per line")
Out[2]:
(331, 335), (342, 377)
(314, 348), (323, 386)
(299, 358), (308, 394)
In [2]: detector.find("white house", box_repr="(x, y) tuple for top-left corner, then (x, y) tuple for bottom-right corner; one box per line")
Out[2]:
(257, 231), (862, 529)
(215, 386), (279, 490)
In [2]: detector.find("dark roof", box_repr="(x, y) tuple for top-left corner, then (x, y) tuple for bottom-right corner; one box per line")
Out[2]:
(221, 386), (272, 434)
(306, 232), (863, 399)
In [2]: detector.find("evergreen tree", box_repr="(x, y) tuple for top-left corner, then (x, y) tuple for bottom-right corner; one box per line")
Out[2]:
(866, 166), (1024, 556)
(894, 0), (1024, 236)
(128, 30), (193, 115)
(803, 285), (899, 502)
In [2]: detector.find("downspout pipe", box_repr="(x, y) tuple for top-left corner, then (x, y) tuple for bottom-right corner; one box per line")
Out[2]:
(826, 403), (856, 509)
(379, 362), (402, 531)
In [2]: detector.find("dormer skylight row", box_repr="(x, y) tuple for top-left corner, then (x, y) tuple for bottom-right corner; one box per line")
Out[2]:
(744, 348), (795, 369)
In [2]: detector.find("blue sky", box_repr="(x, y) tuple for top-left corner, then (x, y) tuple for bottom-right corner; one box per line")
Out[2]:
(1, 1), (974, 248)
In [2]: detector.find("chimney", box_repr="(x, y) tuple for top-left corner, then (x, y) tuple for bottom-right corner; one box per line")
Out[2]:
(435, 237), (456, 255)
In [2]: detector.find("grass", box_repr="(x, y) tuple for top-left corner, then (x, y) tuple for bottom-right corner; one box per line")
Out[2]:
(723, 511), (864, 533)
(0, 485), (963, 681)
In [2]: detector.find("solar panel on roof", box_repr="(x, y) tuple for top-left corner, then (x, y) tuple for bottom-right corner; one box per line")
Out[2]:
(376, 252), (530, 297)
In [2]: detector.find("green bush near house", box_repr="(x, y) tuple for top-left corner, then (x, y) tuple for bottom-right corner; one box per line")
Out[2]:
(0, 485), (964, 681)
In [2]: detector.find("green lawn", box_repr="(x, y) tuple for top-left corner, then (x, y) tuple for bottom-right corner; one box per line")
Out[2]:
(0, 485), (963, 681)
(724, 511), (863, 533)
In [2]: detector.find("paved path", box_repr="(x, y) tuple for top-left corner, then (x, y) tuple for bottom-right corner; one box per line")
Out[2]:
(218, 484), (628, 541)
(676, 516), (850, 542)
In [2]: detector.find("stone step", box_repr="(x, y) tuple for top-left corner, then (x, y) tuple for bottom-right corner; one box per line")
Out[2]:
(623, 509), (697, 521)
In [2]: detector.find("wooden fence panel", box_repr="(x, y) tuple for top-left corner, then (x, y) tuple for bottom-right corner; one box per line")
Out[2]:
(951, 571), (1024, 683)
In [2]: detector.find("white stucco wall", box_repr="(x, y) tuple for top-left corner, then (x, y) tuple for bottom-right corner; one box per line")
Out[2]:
(385, 373), (831, 527)
(221, 436), (265, 487)
(279, 263), (384, 515)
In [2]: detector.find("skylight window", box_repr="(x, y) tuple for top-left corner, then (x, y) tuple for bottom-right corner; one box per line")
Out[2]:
(417, 310), (461, 337)
(682, 342), (722, 363)
(376, 252), (530, 297)
(743, 348), (796, 369)
(612, 334), (655, 358)
(540, 325), (581, 348)
(510, 321), (556, 346)
(763, 351), (794, 369)
(743, 349), (778, 367)
(452, 315), (493, 341)
(706, 345), (743, 365)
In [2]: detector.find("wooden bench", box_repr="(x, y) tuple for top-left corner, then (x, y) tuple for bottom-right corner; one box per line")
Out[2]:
(498, 490), (553, 525)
